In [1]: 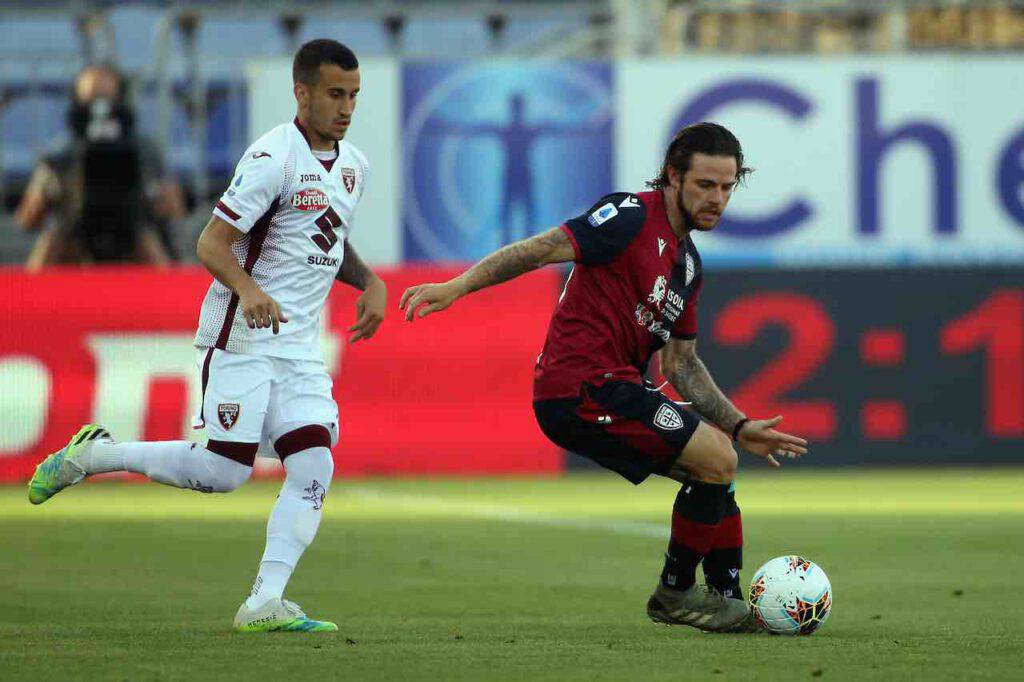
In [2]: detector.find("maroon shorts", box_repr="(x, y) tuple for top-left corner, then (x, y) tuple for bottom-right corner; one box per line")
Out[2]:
(533, 380), (702, 484)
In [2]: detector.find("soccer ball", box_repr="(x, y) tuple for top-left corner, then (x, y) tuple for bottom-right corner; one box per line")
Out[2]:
(748, 555), (832, 635)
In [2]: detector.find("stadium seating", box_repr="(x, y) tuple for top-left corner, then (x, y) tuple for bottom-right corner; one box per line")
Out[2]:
(294, 17), (392, 55)
(393, 16), (494, 56)
(0, 14), (81, 59)
(500, 14), (591, 52)
(195, 15), (290, 71)
(107, 5), (167, 72)
(1, 88), (69, 181)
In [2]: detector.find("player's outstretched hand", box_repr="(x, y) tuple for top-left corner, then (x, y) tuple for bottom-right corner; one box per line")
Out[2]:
(399, 281), (462, 322)
(348, 278), (387, 343)
(737, 416), (808, 468)
(239, 284), (289, 334)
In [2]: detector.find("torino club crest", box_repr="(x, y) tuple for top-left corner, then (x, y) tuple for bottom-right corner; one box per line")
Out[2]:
(341, 167), (356, 194)
(217, 403), (240, 430)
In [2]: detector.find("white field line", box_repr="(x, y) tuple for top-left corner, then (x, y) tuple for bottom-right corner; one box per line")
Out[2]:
(348, 487), (669, 539)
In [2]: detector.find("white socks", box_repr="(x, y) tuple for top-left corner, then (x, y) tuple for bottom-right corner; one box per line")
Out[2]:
(81, 438), (334, 609)
(82, 440), (252, 492)
(245, 447), (334, 608)
(246, 561), (292, 607)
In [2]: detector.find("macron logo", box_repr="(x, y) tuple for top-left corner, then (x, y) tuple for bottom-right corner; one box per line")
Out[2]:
(658, 238), (666, 256)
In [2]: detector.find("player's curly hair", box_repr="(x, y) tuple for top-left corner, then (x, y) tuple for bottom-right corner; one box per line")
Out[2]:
(293, 39), (359, 85)
(646, 122), (752, 190)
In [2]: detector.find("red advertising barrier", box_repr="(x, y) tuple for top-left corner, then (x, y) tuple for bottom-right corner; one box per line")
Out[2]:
(0, 266), (564, 480)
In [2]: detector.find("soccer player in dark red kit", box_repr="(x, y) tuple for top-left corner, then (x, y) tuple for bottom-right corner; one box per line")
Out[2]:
(400, 122), (808, 632)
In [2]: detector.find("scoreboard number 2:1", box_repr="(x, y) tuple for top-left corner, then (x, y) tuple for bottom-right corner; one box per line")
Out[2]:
(940, 289), (1024, 438)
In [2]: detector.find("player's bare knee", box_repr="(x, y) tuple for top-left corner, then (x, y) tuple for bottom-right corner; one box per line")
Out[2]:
(678, 426), (736, 484)
(696, 437), (737, 484)
(709, 429), (738, 481)
(713, 445), (738, 483)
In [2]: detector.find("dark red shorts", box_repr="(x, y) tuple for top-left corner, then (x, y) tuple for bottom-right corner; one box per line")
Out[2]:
(533, 380), (702, 484)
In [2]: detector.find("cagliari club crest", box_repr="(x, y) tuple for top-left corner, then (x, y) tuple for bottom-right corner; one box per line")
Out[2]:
(217, 403), (240, 430)
(341, 167), (356, 194)
(654, 404), (683, 430)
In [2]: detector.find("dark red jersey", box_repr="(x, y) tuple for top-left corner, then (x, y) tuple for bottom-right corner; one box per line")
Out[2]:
(533, 190), (703, 401)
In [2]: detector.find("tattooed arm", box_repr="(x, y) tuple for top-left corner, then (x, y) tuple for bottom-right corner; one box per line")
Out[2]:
(335, 240), (377, 291)
(399, 227), (575, 321)
(661, 338), (745, 434)
(660, 338), (810, 466)
(335, 241), (387, 343)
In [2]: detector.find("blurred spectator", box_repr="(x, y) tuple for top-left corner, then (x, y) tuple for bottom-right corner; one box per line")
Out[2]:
(13, 64), (186, 270)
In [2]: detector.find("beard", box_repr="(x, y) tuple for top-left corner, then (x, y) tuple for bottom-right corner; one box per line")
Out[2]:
(675, 187), (702, 232)
(318, 121), (345, 142)
(676, 186), (718, 232)
(309, 105), (346, 142)
(683, 205), (704, 231)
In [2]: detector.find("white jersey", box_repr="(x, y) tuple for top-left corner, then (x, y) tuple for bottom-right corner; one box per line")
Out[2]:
(195, 119), (369, 360)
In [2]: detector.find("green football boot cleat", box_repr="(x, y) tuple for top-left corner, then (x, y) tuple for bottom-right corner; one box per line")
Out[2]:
(27, 424), (112, 505)
(233, 599), (338, 633)
(718, 609), (764, 634)
(647, 582), (754, 633)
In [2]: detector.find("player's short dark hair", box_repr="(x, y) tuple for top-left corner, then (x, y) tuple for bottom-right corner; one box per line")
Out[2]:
(647, 122), (752, 190)
(292, 39), (359, 85)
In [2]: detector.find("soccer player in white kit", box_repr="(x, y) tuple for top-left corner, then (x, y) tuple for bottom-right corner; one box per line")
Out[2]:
(27, 40), (385, 633)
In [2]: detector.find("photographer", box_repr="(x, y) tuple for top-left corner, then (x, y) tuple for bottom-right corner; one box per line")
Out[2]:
(14, 64), (185, 270)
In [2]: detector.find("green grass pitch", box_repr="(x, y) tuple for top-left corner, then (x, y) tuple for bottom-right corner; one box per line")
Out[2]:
(2, 469), (1022, 681)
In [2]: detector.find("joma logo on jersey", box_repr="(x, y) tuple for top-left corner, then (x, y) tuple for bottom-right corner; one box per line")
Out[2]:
(292, 188), (330, 211)
(300, 173), (322, 183)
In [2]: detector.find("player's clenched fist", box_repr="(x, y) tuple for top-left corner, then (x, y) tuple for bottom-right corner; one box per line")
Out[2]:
(399, 281), (462, 322)
(238, 283), (289, 334)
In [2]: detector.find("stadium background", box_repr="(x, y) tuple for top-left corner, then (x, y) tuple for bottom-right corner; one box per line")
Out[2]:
(1, 3), (1023, 680)
(2, 0), (1022, 474)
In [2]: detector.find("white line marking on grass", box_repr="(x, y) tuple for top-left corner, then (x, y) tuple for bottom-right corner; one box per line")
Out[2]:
(348, 488), (668, 539)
